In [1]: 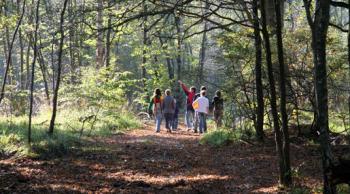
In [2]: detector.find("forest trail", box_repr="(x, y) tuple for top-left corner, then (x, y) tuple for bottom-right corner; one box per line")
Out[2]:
(0, 123), (322, 193)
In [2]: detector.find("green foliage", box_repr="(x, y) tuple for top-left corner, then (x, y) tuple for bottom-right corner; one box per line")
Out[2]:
(0, 107), (141, 158)
(337, 184), (350, 194)
(68, 65), (135, 110)
(200, 129), (240, 147)
(289, 187), (311, 194)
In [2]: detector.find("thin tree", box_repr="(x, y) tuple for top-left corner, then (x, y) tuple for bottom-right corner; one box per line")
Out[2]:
(48, 0), (69, 136)
(274, 0), (292, 186)
(197, 0), (209, 86)
(28, 0), (41, 145)
(105, 0), (113, 67)
(0, 0), (26, 105)
(96, 0), (105, 68)
(17, 0), (25, 90)
(142, 1), (148, 88)
(260, 0), (286, 187)
(252, 0), (265, 141)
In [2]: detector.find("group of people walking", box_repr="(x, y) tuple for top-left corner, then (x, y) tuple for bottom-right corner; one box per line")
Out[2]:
(148, 80), (224, 133)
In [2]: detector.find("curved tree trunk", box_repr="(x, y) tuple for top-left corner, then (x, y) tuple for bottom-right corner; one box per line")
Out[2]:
(48, 0), (69, 136)
(0, 0), (26, 105)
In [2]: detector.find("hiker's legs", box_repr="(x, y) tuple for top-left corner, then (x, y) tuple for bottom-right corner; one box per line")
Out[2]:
(164, 113), (170, 129)
(155, 113), (162, 132)
(203, 114), (207, 133)
(217, 112), (223, 128)
(199, 113), (204, 133)
(164, 113), (173, 131)
(214, 111), (221, 129)
(172, 116), (178, 130)
(185, 110), (193, 129)
(193, 111), (199, 133)
(169, 113), (174, 130)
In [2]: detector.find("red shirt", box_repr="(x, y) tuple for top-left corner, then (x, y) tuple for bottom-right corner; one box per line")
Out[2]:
(180, 83), (195, 105)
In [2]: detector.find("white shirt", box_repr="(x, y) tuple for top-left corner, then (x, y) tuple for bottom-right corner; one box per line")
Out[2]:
(193, 96), (209, 114)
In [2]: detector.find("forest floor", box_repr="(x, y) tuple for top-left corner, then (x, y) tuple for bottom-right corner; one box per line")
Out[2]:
(0, 123), (327, 193)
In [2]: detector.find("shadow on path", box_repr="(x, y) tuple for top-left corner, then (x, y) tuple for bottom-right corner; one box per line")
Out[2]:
(0, 124), (323, 193)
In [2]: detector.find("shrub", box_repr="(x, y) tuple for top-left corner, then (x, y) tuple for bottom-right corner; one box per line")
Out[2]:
(200, 129), (239, 147)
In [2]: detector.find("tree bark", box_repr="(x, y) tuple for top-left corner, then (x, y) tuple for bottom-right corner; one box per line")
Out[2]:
(105, 0), (113, 67)
(198, 0), (209, 86)
(142, 1), (148, 88)
(48, 0), (69, 136)
(303, 0), (335, 192)
(253, 0), (265, 142)
(274, 0), (292, 186)
(175, 15), (183, 81)
(0, 0), (26, 105)
(348, 0), (350, 132)
(17, 0), (25, 90)
(38, 46), (50, 104)
(260, 0), (286, 187)
(158, 35), (174, 80)
(96, 0), (105, 68)
(28, 0), (40, 145)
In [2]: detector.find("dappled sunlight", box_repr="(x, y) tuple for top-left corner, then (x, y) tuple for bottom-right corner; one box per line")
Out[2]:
(106, 170), (231, 185)
(252, 185), (279, 193)
(1, 123), (325, 193)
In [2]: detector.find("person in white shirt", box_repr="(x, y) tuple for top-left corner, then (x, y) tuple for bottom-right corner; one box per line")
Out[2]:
(192, 90), (209, 133)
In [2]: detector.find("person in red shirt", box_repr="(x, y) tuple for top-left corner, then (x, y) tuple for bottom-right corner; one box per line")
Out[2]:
(178, 80), (196, 130)
(149, 88), (163, 132)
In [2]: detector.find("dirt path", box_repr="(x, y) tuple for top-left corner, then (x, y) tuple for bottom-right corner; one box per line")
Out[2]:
(0, 124), (322, 193)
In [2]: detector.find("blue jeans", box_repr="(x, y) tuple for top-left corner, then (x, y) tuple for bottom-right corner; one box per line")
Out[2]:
(199, 113), (207, 133)
(155, 113), (162, 132)
(194, 111), (199, 132)
(172, 117), (178, 130)
(185, 109), (194, 129)
(164, 113), (173, 130)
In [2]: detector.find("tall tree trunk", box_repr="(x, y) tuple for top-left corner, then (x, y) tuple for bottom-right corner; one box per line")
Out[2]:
(50, 35), (56, 90)
(198, 0), (209, 86)
(3, 2), (14, 86)
(28, 0), (40, 145)
(303, 0), (334, 192)
(313, 1), (334, 193)
(96, 0), (104, 68)
(38, 47), (50, 103)
(260, 0), (286, 187)
(26, 38), (32, 89)
(274, 0), (292, 186)
(0, 0), (26, 105)
(348, 0), (350, 131)
(142, 2), (148, 88)
(17, 0), (25, 90)
(105, 1), (112, 67)
(68, 0), (75, 83)
(175, 15), (183, 81)
(253, 0), (265, 142)
(158, 36), (174, 80)
(48, 0), (69, 136)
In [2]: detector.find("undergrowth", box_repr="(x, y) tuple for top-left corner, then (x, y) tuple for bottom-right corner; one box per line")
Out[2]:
(200, 124), (257, 147)
(0, 109), (141, 158)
